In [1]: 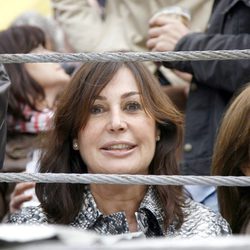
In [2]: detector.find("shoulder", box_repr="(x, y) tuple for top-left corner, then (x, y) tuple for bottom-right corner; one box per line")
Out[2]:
(7, 206), (48, 225)
(174, 199), (231, 237)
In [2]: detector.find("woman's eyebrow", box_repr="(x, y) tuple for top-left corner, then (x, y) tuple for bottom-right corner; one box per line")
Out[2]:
(121, 91), (141, 99)
(93, 95), (106, 101)
(94, 91), (141, 100)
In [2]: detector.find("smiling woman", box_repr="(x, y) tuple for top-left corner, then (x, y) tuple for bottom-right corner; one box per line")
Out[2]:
(8, 62), (231, 237)
(77, 67), (158, 176)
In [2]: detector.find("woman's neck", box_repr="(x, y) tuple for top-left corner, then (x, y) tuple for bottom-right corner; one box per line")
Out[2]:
(37, 85), (63, 110)
(90, 184), (147, 232)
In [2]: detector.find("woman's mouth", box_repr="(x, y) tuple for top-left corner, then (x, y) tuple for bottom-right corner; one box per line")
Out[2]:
(101, 142), (137, 157)
(104, 144), (135, 150)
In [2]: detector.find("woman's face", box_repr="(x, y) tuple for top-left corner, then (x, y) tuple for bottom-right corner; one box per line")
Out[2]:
(24, 45), (70, 90)
(77, 67), (159, 174)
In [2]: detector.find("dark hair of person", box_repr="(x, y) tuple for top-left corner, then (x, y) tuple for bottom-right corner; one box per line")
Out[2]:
(0, 25), (46, 121)
(36, 61), (185, 230)
(212, 83), (250, 234)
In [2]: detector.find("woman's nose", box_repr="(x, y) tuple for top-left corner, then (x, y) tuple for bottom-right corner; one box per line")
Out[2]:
(107, 110), (127, 132)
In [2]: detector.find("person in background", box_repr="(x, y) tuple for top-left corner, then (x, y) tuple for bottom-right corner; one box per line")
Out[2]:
(7, 61), (230, 237)
(51, 0), (213, 84)
(0, 25), (70, 221)
(212, 83), (250, 234)
(51, 0), (213, 53)
(147, 0), (250, 211)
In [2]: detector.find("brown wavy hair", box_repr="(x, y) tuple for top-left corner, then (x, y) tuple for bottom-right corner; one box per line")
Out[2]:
(36, 61), (184, 230)
(212, 83), (250, 234)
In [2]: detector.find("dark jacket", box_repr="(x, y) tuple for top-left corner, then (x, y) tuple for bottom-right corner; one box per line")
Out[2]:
(165, 0), (250, 175)
(0, 64), (10, 169)
(0, 64), (10, 220)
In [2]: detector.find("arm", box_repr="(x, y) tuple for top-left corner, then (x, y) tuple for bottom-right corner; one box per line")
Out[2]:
(147, 15), (250, 92)
(167, 33), (250, 92)
(0, 64), (10, 168)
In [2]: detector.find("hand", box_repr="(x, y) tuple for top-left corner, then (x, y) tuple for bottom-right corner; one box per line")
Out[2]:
(9, 182), (35, 213)
(147, 16), (190, 52)
(173, 69), (192, 83)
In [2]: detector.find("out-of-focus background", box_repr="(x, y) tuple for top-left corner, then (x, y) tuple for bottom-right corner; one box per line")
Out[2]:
(0, 0), (51, 30)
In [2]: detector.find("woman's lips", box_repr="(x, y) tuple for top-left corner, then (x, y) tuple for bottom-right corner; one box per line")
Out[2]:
(100, 142), (137, 157)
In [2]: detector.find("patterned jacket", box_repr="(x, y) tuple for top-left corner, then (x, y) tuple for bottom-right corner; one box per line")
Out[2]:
(8, 186), (231, 238)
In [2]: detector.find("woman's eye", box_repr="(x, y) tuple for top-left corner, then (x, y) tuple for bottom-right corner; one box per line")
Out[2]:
(90, 105), (104, 114)
(125, 102), (141, 112)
